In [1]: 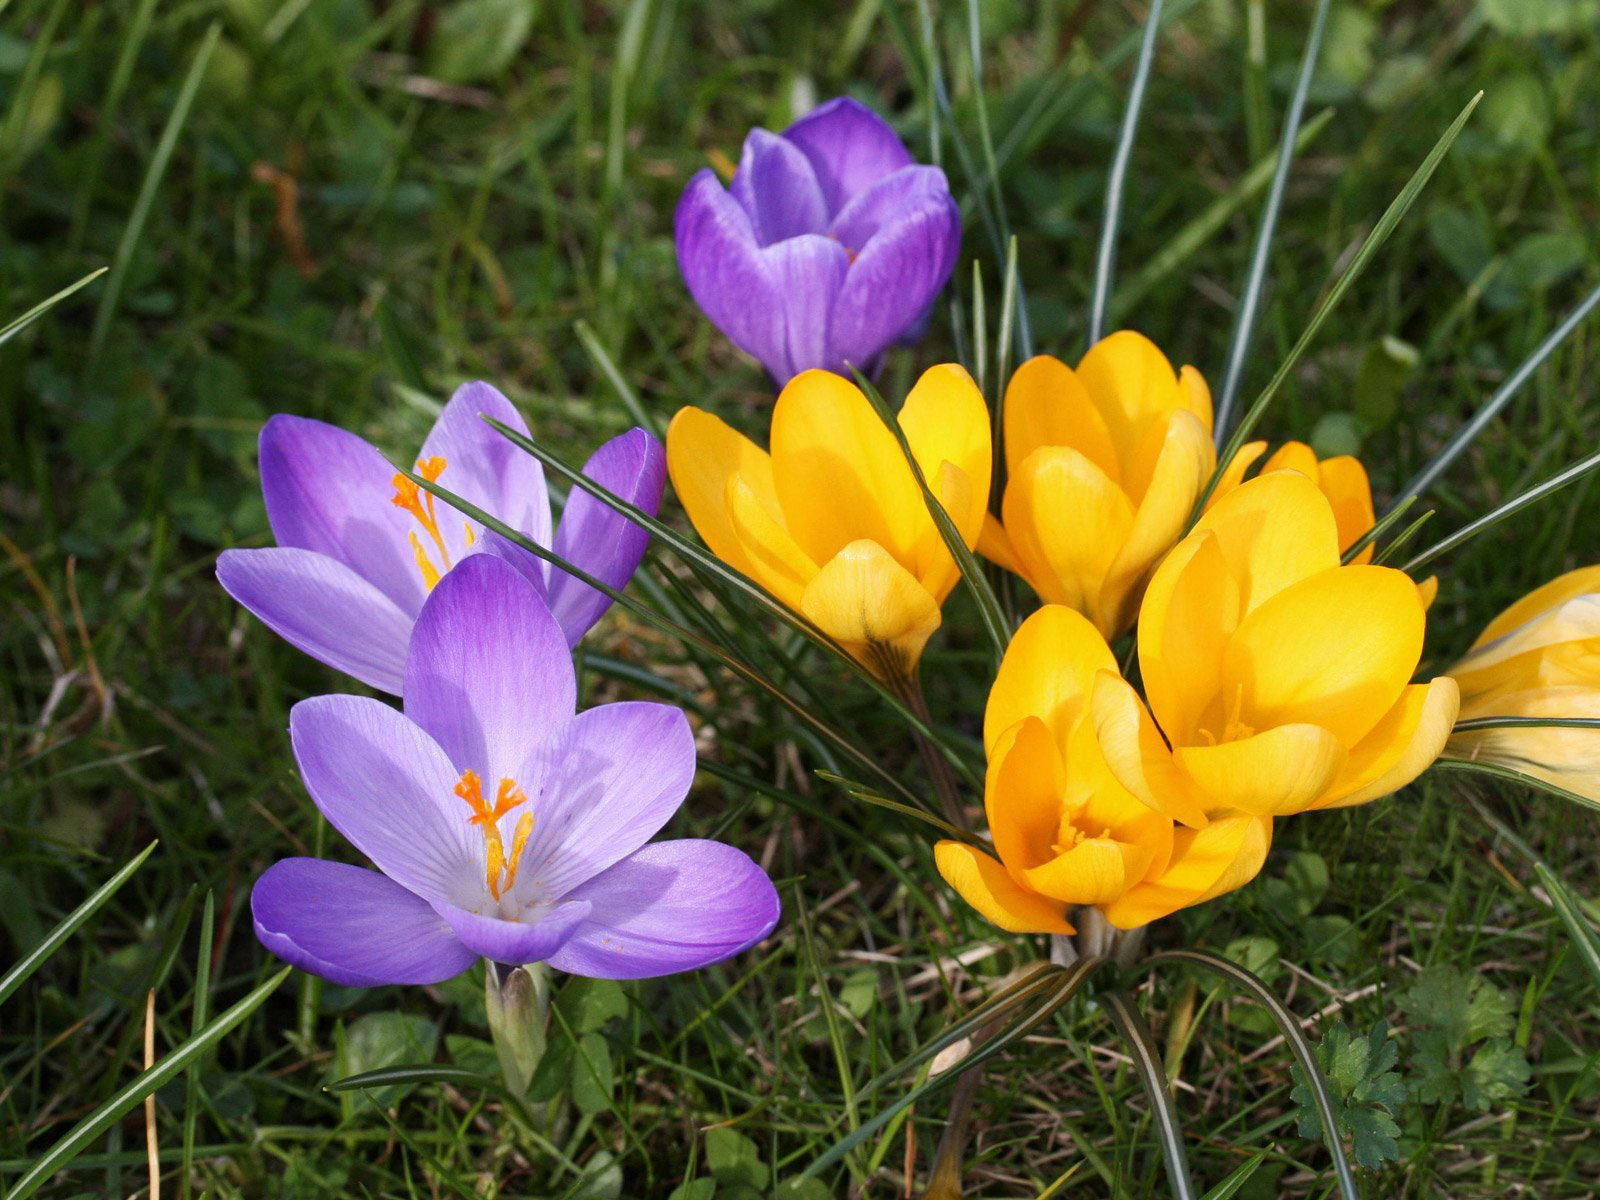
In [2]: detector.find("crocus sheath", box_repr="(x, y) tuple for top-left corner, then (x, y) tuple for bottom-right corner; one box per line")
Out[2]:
(979, 332), (1217, 640)
(667, 364), (990, 681)
(675, 97), (961, 384)
(250, 554), (781, 985)
(934, 606), (1271, 934)
(218, 382), (665, 694)
(1446, 565), (1600, 802)
(1092, 471), (1459, 824)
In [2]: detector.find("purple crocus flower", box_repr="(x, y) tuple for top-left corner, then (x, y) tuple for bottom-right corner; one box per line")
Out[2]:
(251, 554), (781, 985)
(217, 382), (664, 695)
(675, 97), (962, 385)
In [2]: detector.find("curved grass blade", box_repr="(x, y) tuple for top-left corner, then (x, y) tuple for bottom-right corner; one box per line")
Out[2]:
(1402, 444), (1600, 574)
(6, 967), (291, 1200)
(574, 318), (660, 439)
(1341, 493), (1418, 563)
(1144, 948), (1358, 1200)
(0, 840), (157, 1008)
(1101, 989), (1199, 1200)
(1432, 757), (1600, 816)
(327, 1064), (493, 1092)
(1390, 278), (1600, 511)
(1088, 0), (1167, 346)
(1213, 0), (1334, 440)
(1452, 717), (1600, 733)
(1200, 1148), (1270, 1200)
(1534, 863), (1600, 994)
(1195, 92), (1483, 520)
(1370, 508), (1436, 568)
(815, 771), (984, 846)
(0, 267), (108, 350)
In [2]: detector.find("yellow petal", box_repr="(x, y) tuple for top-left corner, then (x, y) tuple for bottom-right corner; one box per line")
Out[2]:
(1260, 441), (1320, 478)
(1319, 677), (1459, 808)
(1472, 565), (1600, 649)
(984, 604), (1117, 755)
(1205, 440), (1268, 508)
(1022, 837), (1153, 906)
(1002, 355), (1121, 485)
(1454, 594), (1600, 697)
(1177, 364), (1214, 432)
(1075, 330), (1186, 481)
(770, 369), (922, 567)
(1317, 454), (1376, 559)
(1137, 530), (1240, 745)
(1417, 575), (1439, 610)
(978, 512), (1028, 578)
(1193, 471), (1340, 615)
(1174, 724), (1348, 816)
(666, 407), (778, 580)
(799, 539), (941, 679)
(900, 363), (993, 553)
(1447, 685), (1600, 805)
(1098, 409), (1215, 636)
(984, 717), (1067, 876)
(1090, 672), (1211, 828)
(1103, 813), (1271, 928)
(1220, 564), (1423, 746)
(724, 474), (817, 610)
(1002, 445), (1134, 635)
(935, 840), (1075, 934)
(910, 459), (974, 603)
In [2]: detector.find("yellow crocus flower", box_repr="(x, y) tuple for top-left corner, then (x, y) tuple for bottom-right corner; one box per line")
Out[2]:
(666, 365), (990, 682)
(1092, 471), (1459, 823)
(934, 606), (1272, 933)
(1210, 440), (1376, 560)
(979, 331), (1217, 640)
(1446, 565), (1600, 802)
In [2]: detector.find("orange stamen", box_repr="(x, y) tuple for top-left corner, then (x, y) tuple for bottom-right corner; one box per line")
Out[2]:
(390, 456), (456, 588)
(453, 770), (534, 900)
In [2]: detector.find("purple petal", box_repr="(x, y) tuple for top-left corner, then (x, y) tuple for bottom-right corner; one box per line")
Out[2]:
(217, 548), (411, 695)
(763, 235), (850, 384)
(259, 415), (426, 614)
(783, 97), (914, 214)
(417, 382), (553, 555)
(548, 840), (781, 980)
(252, 858), (476, 987)
(827, 165), (954, 255)
(513, 702), (696, 900)
(828, 196), (962, 372)
(434, 898), (592, 965)
(729, 129), (829, 245)
(290, 694), (482, 909)
(544, 428), (665, 646)
(403, 554), (576, 780)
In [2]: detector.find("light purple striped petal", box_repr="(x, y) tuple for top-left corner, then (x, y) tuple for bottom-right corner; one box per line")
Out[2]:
(217, 547), (412, 695)
(253, 858), (475, 987)
(828, 196), (962, 374)
(730, 128), (829, 245)
(783, 97), (913, 215)
(434, 897), (592, 965)
(547, 840), (780, 980)
(763, 234), (850, 384)
(403, 554), (575, 781)
(827, 165), (954, 254)
(511, 702), (695, 902)
(544, 428), (665, 646)
(417, 382), (553, 556)
(258, 415), (425, 614)
(290, 694), (482, 910)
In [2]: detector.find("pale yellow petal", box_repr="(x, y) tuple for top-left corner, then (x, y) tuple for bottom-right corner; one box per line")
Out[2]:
(799, 539), (941, 679)
(1090, 672), (1211, 828)
(935, 840), (1075, 934)
(1193, 471), (1340, 614)
(1472, 565), (1600, 649)
(1447, 685), (1600, 805)
(1137, 530), (1239, 746)
(984, 604), (1117, 755)
(1003, 355), (1121, 484)
(1318, 677), (1459, 809)
(724, 475), (817, 610)
(666, 406), (777, 580)
(1174, 724), (1348, 816)
(1454, 595), (1600, 698)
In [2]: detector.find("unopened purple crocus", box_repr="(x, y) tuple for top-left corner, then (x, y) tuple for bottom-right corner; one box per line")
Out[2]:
(676, 97), (962, 386)
(251, 554), (781, 985)
(217, 382), (664, 695)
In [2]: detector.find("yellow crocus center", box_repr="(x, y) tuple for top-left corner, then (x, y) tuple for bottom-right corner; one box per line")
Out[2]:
(1052, 796), (1112, 856)
(1195, 683), (1257, 746)
(390, 456), (476, 589)
(453, 769), (535, 901)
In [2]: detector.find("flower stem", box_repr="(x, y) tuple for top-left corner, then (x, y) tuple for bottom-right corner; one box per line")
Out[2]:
(898, 671), (968, 831)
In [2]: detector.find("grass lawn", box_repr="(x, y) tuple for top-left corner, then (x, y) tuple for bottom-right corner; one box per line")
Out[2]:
(2, 0), (1598, 1196)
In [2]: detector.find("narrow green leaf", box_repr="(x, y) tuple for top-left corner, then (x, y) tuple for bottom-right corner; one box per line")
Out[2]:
(1533, 863), (1600, 995)
(0, 267), (108, 349)
(326, 1063), (490, 1092)
(574, 318), (661, 439)
(1341, 493), (1417, 563)
(180, 891), (215, 1200)
(1433, 757), (1600, 816)
(1101, 989), (1199, 1200)
(1200, 1149), (1270, 1200)
(1452, 717), (1600, 733)
(0, 841), (157, 1007)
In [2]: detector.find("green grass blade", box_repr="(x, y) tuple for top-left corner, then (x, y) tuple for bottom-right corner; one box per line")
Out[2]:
(179, 891), (215, 1200)
(1195, 91), (1482, 520)
(327, 1064), (493, 1092)
(1452, 717), (1600, 733)
(1342, 493), (1417, 563)
(1402, 444), (1600, 574)
(0, 267), (108, 350)
(574, 318), (661, 439)
(1533, 863), (1600, 995)
(87, 22), (222, 366)
(816, 772), (983, 845)
(0, 841), (157, 1008)
(1101, 989), (1199, 1200)
(6, 967), (291, 1200)
(1213, 0), (1334, 440)
(1088, 0), (1167, 346)
(1200, 1148), (1270, 1200)
(1390, 278), (1600, 511)
(1433, 757), (1600, 816)
(1145, 948), (1359, 1200)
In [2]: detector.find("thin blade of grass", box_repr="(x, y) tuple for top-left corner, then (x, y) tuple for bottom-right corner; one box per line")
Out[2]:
(0, 267), (108, 350)
(1144, 948), (1358, 1200)
(1201, 1148), (1270, 1200)
(1101, 989), (1198, 1200)
(0, 841), (157, 1007)
(1402, 444), (1600, 574)
(1533, 864), (1600, 995)
(1194, 92), (1483, 521)
(1390, 278), (1600, 511)
(1213, 0), (1334, 440)
(1341, 493), (1417, 563)
(1087, 0), (1166, 346)
(179, 890), (215, 1200)
(1433, 758), (1600, 816)
(1370, 508), (1436, 567)
(816, 771), (985, 846)
(6, 967), (291, 1200)
(1451, 717), (1600, 733)
(574, 318), (661, 439)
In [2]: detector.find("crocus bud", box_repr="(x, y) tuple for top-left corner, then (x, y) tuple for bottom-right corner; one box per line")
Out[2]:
(675, 97), (961, 386)
(486, 961), (550, 1096)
